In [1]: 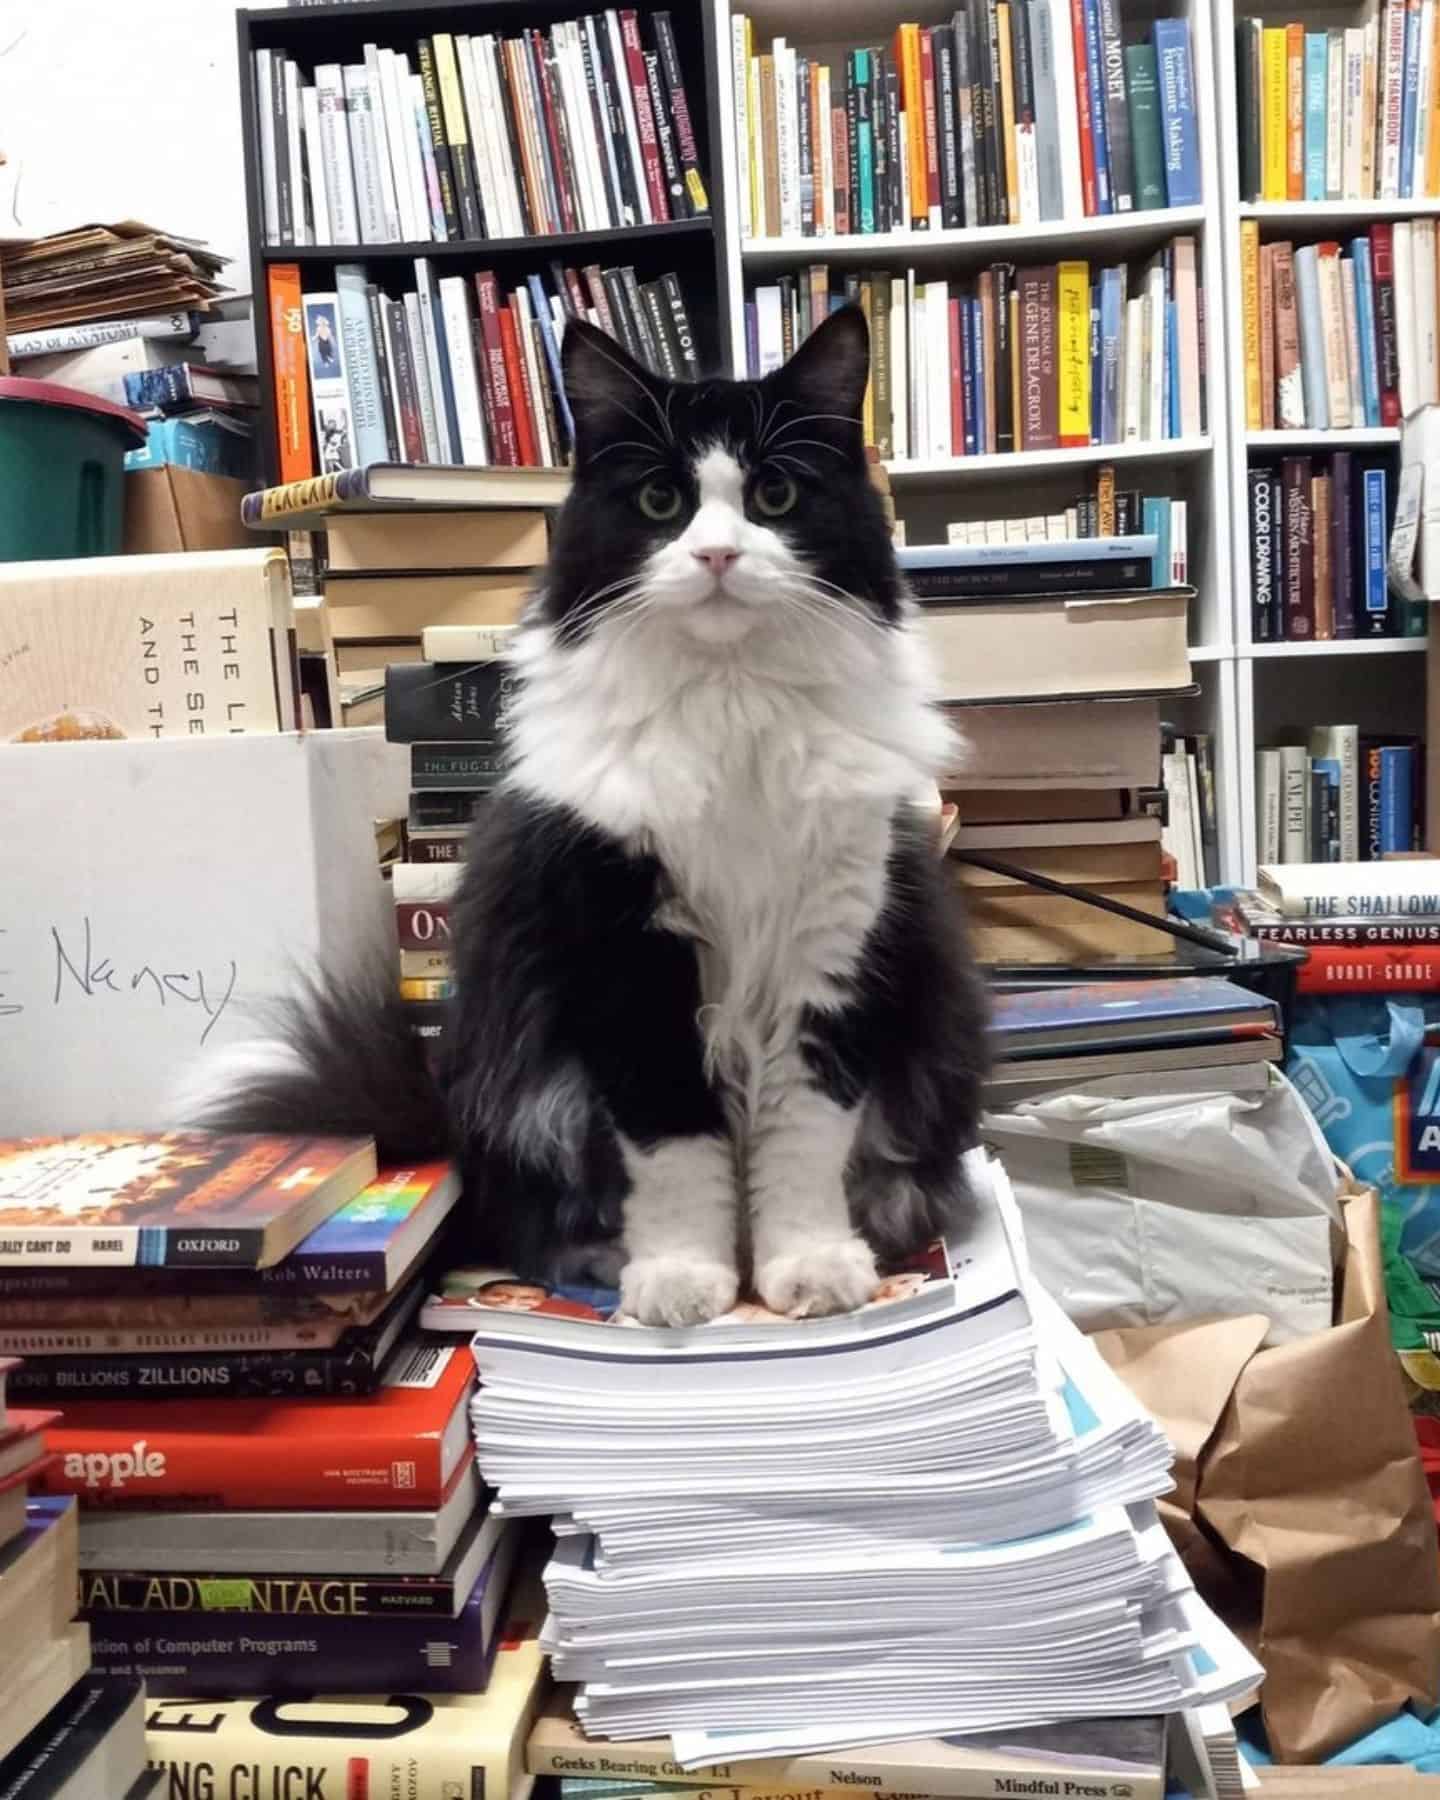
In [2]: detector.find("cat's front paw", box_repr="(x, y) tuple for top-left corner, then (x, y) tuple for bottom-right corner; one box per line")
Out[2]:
(755, 1237), (879, 1319)
(621, 1255), (739, 1326)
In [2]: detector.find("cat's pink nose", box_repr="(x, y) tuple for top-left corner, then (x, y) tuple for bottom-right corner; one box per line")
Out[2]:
(692, 547), (740, 577)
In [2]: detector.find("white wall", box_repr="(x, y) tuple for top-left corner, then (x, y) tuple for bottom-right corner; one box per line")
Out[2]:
(0, 0), (252, 289)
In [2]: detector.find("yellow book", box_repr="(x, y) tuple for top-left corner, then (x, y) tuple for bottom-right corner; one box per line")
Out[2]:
(1428, 11), (1440, 194)
(996, 3), (1020, 226)
(858, 277), (875, 447)
(744, 17), (762, 239)
(1056, 261), (1090, 446)
(1262, 27), (1289, 200)
(1241, 219), (1263, 430)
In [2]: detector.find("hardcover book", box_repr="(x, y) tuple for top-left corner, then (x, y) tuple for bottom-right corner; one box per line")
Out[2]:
(0, 1133), (375, 1269)
(0, 1676), (146, 1800)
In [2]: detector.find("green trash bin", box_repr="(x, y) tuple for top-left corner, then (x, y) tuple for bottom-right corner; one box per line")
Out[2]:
(0, 377), (148, 561)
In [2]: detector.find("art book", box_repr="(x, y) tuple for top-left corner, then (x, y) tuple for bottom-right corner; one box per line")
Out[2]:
(0, 1133), (376, 1269)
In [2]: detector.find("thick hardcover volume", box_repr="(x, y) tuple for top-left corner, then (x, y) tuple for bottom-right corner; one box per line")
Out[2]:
(1281, 456), (1315, 638)
(416, 40), (461, 237)
(37, 1339), (476, 1509)
(1248, 465), (1280, 641)
(1057, 261), (1090, 445)
(1125, 44), (1166, 208)
(1097, 0), (1132, 208)
(620, 11), (670, 222)
(1297, 944), (1440, 993)
(1240, 220), (1262, 430)
(1371, 223), (1402, 424)
(385, 662), (510, 743)
(1154, 18), (1199, 204)
(266, 266), (314, 485)
(653, 12), (709, 213)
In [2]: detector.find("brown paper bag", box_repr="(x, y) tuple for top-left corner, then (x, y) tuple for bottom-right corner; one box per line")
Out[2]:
(1096, 1191), (1440, 1765)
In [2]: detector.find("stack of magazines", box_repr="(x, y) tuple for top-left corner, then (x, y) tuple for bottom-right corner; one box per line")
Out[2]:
(460, 1151), (1260, 1786)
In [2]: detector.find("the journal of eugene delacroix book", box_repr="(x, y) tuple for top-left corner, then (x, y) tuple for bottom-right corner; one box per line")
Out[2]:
(0, 1133), (376, 1269)
(0, 547), (299, 741)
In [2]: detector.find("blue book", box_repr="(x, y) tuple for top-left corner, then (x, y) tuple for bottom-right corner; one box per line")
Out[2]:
(962, 300), (980, 456)
(1312, 757), (1342, 860)
(1350, 239), (1380, 426)
(1144, 495), (1171, 587)
(1099, 268), (1123, 442)
(124, 413), (255, 479)
(1153, 19), (1200, 205)
(1401, 0), (1422, 198)
(1362, 464), (1390, 632)
(854, 51), (876, 234)
(1082, 0), (1113, 212)
(1303, 33), (1328, 200)
(526, 274), (574, 446)
(897, 534), (1158, 569)
(990, 977), (1276, 1057)
(1292, 246), (1329, 431)
(1380, 745), (1416, 853)
(1166, 298), (1180, 438)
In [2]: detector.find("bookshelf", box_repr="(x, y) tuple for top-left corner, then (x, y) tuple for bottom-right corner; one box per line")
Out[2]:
(1212, 0), (1430, 881)
(236, 0), (732, 487)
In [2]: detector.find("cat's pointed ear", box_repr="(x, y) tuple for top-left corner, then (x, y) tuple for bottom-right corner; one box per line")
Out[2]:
(768, 304), (870, 427)
(562, 318), (665, 465)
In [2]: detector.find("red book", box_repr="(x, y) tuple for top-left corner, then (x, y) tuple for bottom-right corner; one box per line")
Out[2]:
(37, 1340), (475, 1510)
(948, 296), (965, 454)
(919, 28), (942, 222)
(498, 303), (539, 466)
(531, 28), (579, 236)
(1069, 0), (1098, 215)
(267, 264), (315, 484)
(472, 273), (520, 466)
(1370, 222), (1402, 427)
(619, 10), (671, 222)
(832, 106), (851, 235)
(395, 900), (452, 952)
(1297, 944), (1440, 994)
(0, 1408), (59, 1484)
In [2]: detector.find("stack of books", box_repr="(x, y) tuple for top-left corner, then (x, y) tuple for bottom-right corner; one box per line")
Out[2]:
(456, 1150), (1259, 1795)
(746, 239), (1204, 458)
(252, 13), (709, 250)
(1254, 727), (1421, 865)
(1225, 861), (1440, 993)
(732, 12), (1200, 234)
(1236, 8), (1440, 203)
(899, 535), (1192, 959)
(0, 223), (227, 337)
(939, 466), (1186, 582)
(1240, 222), (1440, 431)
(272, 258), (698, 483)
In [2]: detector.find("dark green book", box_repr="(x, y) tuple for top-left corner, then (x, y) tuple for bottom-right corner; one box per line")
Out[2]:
(1124, 43), (1167, 210)
(1233, 19), (1263, 203)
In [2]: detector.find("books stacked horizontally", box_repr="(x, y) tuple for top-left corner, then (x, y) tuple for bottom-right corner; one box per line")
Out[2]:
(1227, 860), (1440, 995)
(252, 13), (709, 251)
(460, 1150), (1260, 1792)
(900, 534), (1189, 961)
(1246, 449), (1419, 641)
(746, 240), (1204, 458)
(1255, 727), (1421, 865)
(268, 257), (697, 484)
(0, 223), (227, 337)
(119, 362), (260, 487)
(941, 467), (1186, 583)
(731, 12), (1201, 235)
(1240, 224), (1440, 431)
(1236, 8), (1439, 203)
(986, 976), (1282, 1098)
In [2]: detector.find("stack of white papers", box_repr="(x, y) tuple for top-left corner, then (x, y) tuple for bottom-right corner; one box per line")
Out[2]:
(467, 1150), (1262, 1760)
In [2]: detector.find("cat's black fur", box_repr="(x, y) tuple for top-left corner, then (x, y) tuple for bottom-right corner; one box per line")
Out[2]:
(195, 310), (989, 1293)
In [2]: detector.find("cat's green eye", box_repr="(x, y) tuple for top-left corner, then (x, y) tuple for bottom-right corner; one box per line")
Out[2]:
(637, 480), (683, 522)
(752, 474), (799, 518)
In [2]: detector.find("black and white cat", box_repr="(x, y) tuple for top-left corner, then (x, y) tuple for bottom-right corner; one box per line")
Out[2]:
(192, 306), (988, 1326)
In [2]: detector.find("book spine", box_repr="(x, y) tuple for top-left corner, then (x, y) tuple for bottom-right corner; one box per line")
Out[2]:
(1241, 218), (1262, 430)
(1312, 469), (1334, 638)
(1331, 451), (1356, 637)
(1125, 44), (1165, 209)
(983, 0), (1010, 222)
(1153, 18), (1200, 204)
(936, 31), (963, 227)
(1371, 223), (1402, 422)
(644, 47), (686, 220)
(333, 265), (389, 466)
(433, 34), (483, 239)
(410, 70), (448, 239)
(1249, 464), (1279, 641)
(1292, 245), (1329, 430)
(1056, 260), (1089, 445)
(539, 31), (583, 236)
(1286, 22), (1305, 199)
(619, 11), (670, 221)
(1362, 463), (1391, 633)
(606, 9), (652, 225)
(1296, 944), (1440, 993)
(1080, 0), (1111, 211)
(12, 1331), (401, 1403)
(1272, 241), (1303, 428)
(1281, 455), (1315, 639)
(394, 899), (453, 950)
(365, 284), (399, 460)
(437, 278), (488, 465)
(1316, 242), (1351, 427)
(1381, 0), (1408, 195)
(416, 40), (461, 237)
(1303, 32), (1328, 199)
(383, 301), (425, 463)
(1096, 0), (1132, 209)
(315, 65), (360, 242)
(1325, 30), (1345, 198)
(1380, 745), (1416, 849)
(654, 12), (708, 215)
(267, 266), (315, 484)
(1259, 241), (1276, 430)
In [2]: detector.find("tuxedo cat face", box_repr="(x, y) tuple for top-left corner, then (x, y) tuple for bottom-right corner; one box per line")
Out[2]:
(543, 307), (899, 647)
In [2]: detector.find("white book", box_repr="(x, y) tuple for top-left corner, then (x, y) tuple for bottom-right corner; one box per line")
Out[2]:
(437, 277), (489, 465)
(1161, 748), (1200, 888)
(1394, 219), (1419, 414)
(1047, 0), (1083, 218)
(255, 50), (279, 245)
(545, 25), (589, 233)
(403, 290), (442, 463)
(302, 292), (354, 473)
(985, 517), (1008, 544)
(410, 71), (446, 239)
(315, 64), (360, 244)
(454, 38), (497, 237)
(606, 9), (652, 225)
(362, 44), (401, 242)
(732, 15), (752, 240)
(513, 285), (553, 468)
(1416, 0), (1437, 196)
(1045, 514), (1067, 539)
(1307, 724), (1360, 862)
(908, 269), (926, 460)
(1380, 0), (1407, 197)
(471, 38), (521, 240)
(1258, 859), (1440, 913)
(1004, 519), (1028, 543)
(1342, 28), (1366, 198)
(774, 40), (800, 238)
(300, 85), (330, 245)
(817, 64), (834, 235)
(945, 522), (966, 545)
(1169, 499), (1188, 585)
(1144, 264), (1165, 443)
(284, 59), (308, 247)
(558, 24), (608, 234)
(754, 286), (784, 376)
(1415, 218), (1439, 405)
(1023, 516), (1047, 541)
(383, 53), (427, 243)
(413, 260), (456, 461)
(746, 37), (765, 236)
(1015, 117), (1040, 226)
(927, 283), (951, 459)
(1064, 506), (1079, 536)
(890, 276), (909, 462)
(1122, 295), (1143, 441)
(1339, 254), (1365, 424)
(1279, 744), (1310, 863)
(422, 624), (518, 662)
(1326, 34), (1345, 198)
(343, 64), (388, 244)
(1256, 750), (1283, 865)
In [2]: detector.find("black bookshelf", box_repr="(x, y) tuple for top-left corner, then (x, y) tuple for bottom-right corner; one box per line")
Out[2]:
(236, 0), (730, 486)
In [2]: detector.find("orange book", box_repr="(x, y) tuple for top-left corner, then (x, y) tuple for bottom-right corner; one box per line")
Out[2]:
(1259, 242), (1276, 429)
(1286, 22), (1305, 200)
(895, 25), (929, 229)
(996, 3), (1021, 225)
(809, 61), (827, 233)
(498, 303), (539, 466)
(267, 264), (315, 484)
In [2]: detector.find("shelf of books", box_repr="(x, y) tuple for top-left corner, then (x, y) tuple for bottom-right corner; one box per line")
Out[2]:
(1214, 0), (1431, 877)
(238, 0), (727, 486)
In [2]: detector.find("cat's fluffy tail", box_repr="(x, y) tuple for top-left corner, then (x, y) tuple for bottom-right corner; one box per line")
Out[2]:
(176, 958), (451, 1160)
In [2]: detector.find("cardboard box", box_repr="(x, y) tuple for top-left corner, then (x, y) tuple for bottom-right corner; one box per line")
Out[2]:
(123, 466), (252, 554)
